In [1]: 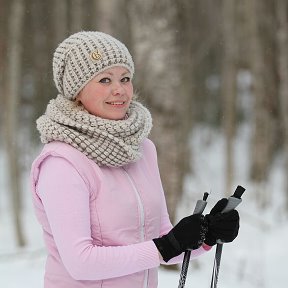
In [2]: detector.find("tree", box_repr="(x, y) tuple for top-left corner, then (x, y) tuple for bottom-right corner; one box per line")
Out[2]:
(4, 0), (26, 247)
(0, 0), (8, 141)
(53, 0), (68, 44)
(130, 0), (192, 224)
(276, 0), (288, 210)
(94, 0), (133, 48)
(221, 0), (238, 196)
(70, 0), (84, 33)
(245, 0), (276, 206)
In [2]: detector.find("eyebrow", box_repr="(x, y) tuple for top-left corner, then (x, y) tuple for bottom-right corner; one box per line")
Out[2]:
(99, 71), (130, 76)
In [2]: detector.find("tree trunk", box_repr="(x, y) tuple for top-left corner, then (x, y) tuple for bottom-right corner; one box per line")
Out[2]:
(245, 0), (273, 206)
(70, 0), (84, 33)
(53, 0), (68, 44)
(276, 0), (288, 211)
(221, 0), (237, 196)
(130, 0), (189, 224)
(95, 0), (117, 34)
(4, 0), (26, 247)
(174, 0), (196, 177)
(0, 0), (8, 136)
(94, 0), (132, 47)
(29, 0), (55, 129)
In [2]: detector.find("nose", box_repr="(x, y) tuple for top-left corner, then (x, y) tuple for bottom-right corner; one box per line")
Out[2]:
(111, 81), (125, 96)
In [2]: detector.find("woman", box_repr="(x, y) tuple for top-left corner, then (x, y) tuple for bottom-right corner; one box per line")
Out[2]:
(30, 31), (239, 288)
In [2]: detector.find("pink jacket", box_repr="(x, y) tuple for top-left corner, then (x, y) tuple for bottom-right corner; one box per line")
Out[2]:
(30, 139), (208, 288)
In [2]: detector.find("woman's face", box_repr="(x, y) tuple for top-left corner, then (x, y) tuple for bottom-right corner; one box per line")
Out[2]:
(77, 66), (133, 120)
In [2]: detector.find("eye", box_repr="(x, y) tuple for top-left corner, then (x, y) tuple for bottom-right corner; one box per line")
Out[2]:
(99, 77), (111, 84)
(121, 77), (131, 83)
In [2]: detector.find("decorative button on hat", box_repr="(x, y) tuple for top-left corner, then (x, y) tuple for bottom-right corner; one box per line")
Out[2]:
(90, 49), (102, 61)
(52, 31), (135, 100)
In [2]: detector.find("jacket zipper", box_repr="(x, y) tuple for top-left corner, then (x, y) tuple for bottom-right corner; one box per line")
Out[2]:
(122, 168), (148, 288)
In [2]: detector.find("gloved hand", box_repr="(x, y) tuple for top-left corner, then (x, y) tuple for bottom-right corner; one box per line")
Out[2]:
(153, 214), (207, 262)
(204, 198), (239, 246)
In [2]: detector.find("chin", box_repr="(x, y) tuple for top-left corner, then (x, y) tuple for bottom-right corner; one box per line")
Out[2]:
(104, 114), (126, 120)
(113, 115), (126, 120)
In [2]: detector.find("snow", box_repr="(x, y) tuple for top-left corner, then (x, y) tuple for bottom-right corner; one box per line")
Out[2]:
(1, 122), (288, 288)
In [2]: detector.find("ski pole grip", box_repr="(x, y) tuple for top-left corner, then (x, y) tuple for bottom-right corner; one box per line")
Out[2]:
(221, 185), (245, 213)
(187, 192), (209, 251)
(193, 192), (209, 215)
(217, 185), (245, 244)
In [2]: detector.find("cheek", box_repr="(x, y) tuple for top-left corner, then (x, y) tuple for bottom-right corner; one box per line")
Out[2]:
(127, 84), (134, 99)
(79, 93), (101, 112)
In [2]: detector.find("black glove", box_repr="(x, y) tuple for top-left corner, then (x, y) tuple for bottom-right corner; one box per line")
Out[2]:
(204, 198), (239, 246)
(153, 214), (207, 262)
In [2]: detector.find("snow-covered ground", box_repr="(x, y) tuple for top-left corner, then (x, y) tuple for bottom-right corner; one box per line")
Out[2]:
(1, 123), (288, 287)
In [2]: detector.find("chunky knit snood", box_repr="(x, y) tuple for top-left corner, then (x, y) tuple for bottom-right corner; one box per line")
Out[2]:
(36, 95), (152, 167)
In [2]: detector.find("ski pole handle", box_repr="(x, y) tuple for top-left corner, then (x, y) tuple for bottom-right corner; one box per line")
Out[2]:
(221, 185), (245, 213)
(193, 192), (209, 215)
(217, 185), (245, 244)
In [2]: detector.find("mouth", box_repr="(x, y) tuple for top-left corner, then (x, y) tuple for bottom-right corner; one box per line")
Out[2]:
(106, 101), (126, 106)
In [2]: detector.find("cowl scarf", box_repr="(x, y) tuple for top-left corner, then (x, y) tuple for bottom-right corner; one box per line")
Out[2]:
(37, 95), (152, 167)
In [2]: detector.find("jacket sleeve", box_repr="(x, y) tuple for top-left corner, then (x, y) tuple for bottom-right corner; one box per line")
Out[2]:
(36, 155), (160, 281)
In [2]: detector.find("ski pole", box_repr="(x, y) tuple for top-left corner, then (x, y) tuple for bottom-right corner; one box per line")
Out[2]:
(178, 192), (209, 288)
(210, 185), (246, 288)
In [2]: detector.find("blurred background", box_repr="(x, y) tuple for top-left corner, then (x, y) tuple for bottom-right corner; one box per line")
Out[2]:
(1, 0), (288, 287)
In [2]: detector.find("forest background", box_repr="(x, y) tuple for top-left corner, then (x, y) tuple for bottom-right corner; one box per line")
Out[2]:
(1, 0), (288, 287)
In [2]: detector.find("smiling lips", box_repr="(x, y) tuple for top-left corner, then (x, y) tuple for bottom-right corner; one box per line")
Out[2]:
(106, 101), (126, 106)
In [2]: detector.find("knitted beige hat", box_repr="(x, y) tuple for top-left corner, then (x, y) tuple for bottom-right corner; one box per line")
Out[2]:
(52, 31), (134, 100)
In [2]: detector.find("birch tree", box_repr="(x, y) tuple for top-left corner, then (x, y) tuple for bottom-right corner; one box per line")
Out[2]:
(130, 0), (190, 223)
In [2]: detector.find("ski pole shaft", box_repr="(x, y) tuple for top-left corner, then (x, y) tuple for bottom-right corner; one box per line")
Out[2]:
(210, 185), (246, 288)
(178, 192), (209, 288)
